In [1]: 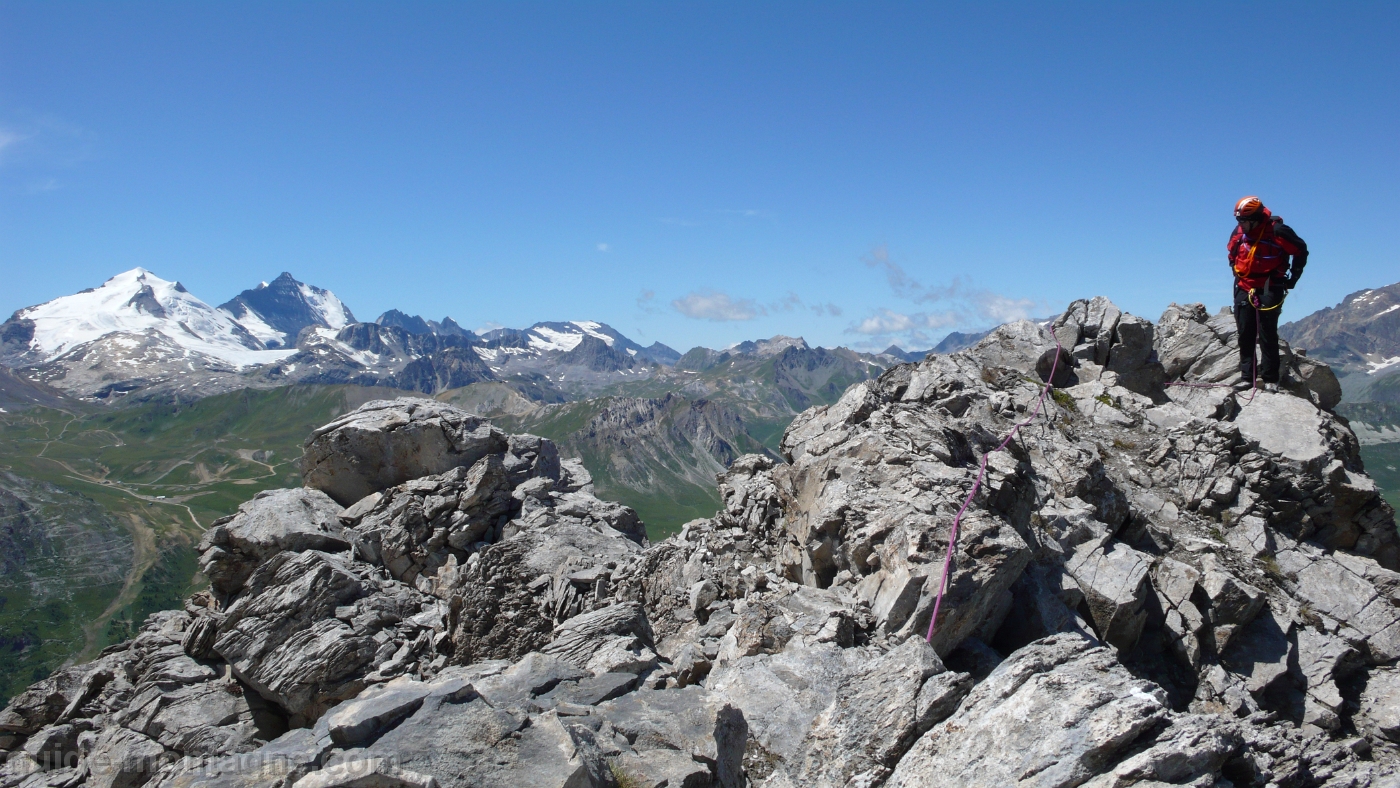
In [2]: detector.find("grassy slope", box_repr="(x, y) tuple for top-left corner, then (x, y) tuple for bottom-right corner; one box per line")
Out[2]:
(0, 357), (883, 702)
(0, 385), (403, 704)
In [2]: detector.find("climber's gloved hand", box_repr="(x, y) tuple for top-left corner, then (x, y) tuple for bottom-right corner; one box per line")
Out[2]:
(1284, 276), (1299, 290)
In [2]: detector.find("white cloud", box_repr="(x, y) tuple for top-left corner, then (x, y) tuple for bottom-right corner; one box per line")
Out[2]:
(672, 290), (766, 322)
(853, 245), (1049, 347)
(770, 292), (803, 312)
(975, 292), (1038, 323)
(849, 308), (959, 336)
(597, 243), (610, 252)
(811, 302), (843, 317)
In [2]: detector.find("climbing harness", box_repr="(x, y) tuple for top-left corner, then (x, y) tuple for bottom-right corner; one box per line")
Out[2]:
(1252, 287), (1284, 312)
(925, 333), (1063, 643)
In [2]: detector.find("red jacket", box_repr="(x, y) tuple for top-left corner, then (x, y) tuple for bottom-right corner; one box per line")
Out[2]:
(1228, 207), (1307, 291)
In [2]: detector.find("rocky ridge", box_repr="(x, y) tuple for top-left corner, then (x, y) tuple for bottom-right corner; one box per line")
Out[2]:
(4, 295), (1400, 788)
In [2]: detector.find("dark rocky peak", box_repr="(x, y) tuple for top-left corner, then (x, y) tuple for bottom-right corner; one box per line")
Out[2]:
(219, 272), (356, 349)
(374, 310), (475, 339)
(933, 329), (992, 354)
(674, 346), (729, 372)
(559, 334), (641, 372)
(434, 317), (473, 338)
(640, 341), (681, 366)
(479, 327), (532, 349)
(376, 309), (433, 335)
(334, 322), (475, 358)
(728, 335), (810, 357)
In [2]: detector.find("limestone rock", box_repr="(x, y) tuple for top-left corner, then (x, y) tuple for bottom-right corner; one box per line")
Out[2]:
(886, 633), (1170, 788)
(1358, 667), (1400, 743)
(593, 688), (747, 788)
(302, 399), (512, 506)
(789, 636), (969, 787)
(1234, 392), (1330, 464)
(1066, 540), (1151, 651)
(8, 294), (1400, 788)
(199, 488), (349, 598)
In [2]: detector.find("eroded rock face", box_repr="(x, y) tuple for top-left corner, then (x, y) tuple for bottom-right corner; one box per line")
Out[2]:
(886, 633), (1171, 788)
(301, 399), (516, 506)
(5, 297), (1400, 788)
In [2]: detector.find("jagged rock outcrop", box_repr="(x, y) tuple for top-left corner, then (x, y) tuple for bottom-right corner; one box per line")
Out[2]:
(5, 296), (1400, 787)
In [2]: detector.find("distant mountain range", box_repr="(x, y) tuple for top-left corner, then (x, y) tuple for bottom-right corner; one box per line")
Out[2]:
(0, 268), (924, 404)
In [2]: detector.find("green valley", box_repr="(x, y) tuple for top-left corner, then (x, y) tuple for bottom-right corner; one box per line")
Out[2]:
(0, 385), (408, 704)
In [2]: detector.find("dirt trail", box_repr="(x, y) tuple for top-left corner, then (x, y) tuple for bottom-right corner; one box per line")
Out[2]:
(78, 512), (159, 660)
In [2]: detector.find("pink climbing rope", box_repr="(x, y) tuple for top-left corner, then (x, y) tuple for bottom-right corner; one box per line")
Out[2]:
(924, 331), (1063, 642)
(923, 296), (1273, 642)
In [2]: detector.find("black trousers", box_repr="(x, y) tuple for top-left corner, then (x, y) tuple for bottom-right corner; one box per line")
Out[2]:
(1234, 285), (1285, 383)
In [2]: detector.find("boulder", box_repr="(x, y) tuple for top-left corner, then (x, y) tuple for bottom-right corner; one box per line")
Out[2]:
(472, 652), (588, 709)
(1358, 667), (1400, 743)
(593, 688), (747, 788)
(1105, 313), (1154, 373)
(361, 699), (612, 788)
(1233, 392), (1330, 464)
(788, 636), (971, 787)
(1077, 714), (1243, 788)
(1278, 546), (1400, 663)
(85, 727), (170, 788)
(291, 759), (438, 788)
(302, 399), (512, 506)
(705, 642), (867, 774)
(609, 749), (710, 788)
(1293, 353), (1342, 411)
(199, 488), (349, 598)
(542, 603), (654, 672)
(1065, 540), (1151, 651)
(213, 550), (384, 724)
(1154, 303), (1239, 383)
(885, 633), (1170, 788)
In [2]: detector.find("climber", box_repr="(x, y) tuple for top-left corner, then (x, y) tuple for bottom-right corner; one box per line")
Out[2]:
(1228, 196), (1308, 393)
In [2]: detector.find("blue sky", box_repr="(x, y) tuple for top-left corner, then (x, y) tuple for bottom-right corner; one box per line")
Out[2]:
(2, 2), (1397, 353)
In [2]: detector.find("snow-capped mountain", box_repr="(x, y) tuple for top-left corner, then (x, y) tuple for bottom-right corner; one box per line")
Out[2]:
(218, 272), (355, 349)
(478, 320), (678, 365)
(0, 269), (894, 404)
(1281, 280), (1400, 403)
(0, 268), (295, 369)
